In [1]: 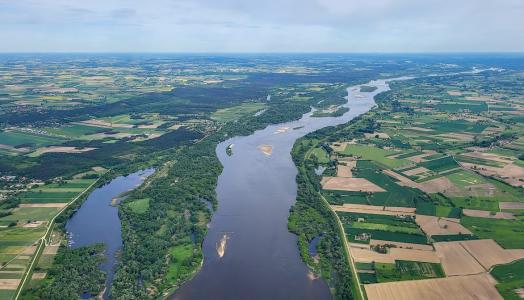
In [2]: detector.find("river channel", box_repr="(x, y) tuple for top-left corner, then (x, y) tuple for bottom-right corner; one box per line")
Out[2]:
(173, 78), (400, 299)
(66, 168), (155, 298)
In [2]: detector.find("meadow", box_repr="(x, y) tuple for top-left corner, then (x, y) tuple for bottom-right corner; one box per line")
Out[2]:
(375, 260), (445, 283)
(490, 259), (524, 300)
(211, 102), (267, 122)
(462, 216), (524, 248)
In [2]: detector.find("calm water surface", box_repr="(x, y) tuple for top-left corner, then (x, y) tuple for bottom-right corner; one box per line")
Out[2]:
(66, 168), (155, 298)
(173, 78), (402, 300)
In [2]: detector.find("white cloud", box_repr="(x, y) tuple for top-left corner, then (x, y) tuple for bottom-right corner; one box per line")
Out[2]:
(0, 0), (522, 52)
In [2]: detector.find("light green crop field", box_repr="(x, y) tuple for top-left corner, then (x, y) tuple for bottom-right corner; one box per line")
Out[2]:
(0, 207), (61, 222)
(126, 198), (150, 214)
(0, 131), (64, 148)
(0, 227), (46, 242)
(165, 243), (195, 284)
(0, 290), (15, 300)
(446, 170), (487, 187)
(462, 216), (524, 249)
(375, 260), (445, 283)
(211, 102), (267, 122)
(310, 147), (330, 163)
(351, 222), (422, 235)
(339, 144), (410, 169)
(42, 124), (107, 138)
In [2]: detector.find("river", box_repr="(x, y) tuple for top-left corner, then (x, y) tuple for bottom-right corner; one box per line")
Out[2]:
(66, 168), (155, 299)
(172, 78), (402, 300)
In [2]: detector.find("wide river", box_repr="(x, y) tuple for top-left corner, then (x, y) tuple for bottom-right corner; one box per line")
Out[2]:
(66, 168), (155, 299)
(173, 78), (399, 300)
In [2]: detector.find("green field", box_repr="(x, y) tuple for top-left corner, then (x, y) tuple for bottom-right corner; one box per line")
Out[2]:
(436, 101), (488, 114)
(42, 124), (107, 138)
(490, 259), (524, 300)
(351, 160), (426, 207)
(126, 198), (150, 214)
(0, 207), (61, 222)
(339, 211), (427, 244)
(358, 272), (378, 284)
(211, 102), (267, 122)
(419, 156), (459, 173)
(431, 234), (478, 242)
(310, 147), (330, 164)
(0, 290), (15, 300)
(375, 260), (445, 283)
(455, 155), (505, 168)
(0, 130), (64, 148)
(462, 216), (524, 248)
(447, 170), (487, 187)
(165, 243), (196, 284)
(339, 145), (410, 169)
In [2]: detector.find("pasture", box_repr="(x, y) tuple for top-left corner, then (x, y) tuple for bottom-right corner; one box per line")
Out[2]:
(0, 130), (64, 148)
(310, 147), (330, 164)
(339, 145), (410, 169)
(462, 216), (524, 249)
(490, 259), (524, 300)
(211, 102), (267, 122)
(165, 243), (196, 285)
(126, 198), (150, 214)
(351, 160), (426, 207)
(375, 260), (444, 283)
(419, 156), (459, 173)
(339, 212), (428, 245)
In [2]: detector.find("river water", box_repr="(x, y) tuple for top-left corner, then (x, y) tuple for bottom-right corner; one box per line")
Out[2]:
(173, 78), (401, 300)
(66, 168), (155, 298)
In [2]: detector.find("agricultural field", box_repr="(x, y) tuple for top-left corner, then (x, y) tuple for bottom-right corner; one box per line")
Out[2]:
(490, 259), (524, 299)
(303, 68), (524, 299)
(211, 102), (267, 122)
(0, 168), (103, 296)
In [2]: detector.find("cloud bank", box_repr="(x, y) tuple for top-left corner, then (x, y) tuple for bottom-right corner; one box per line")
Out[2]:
(0, 0), (523, 52)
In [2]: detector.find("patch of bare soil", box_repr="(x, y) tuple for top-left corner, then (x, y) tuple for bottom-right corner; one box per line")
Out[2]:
(418, 176), (460, 194)
(19, 203), (67, 208)
(460, 239), (524, 270)
(364, 273), (502, 300)
(461, 162), (524, 187)
(331, 204), (415, 216)
(0, 279), (21, 290)
(462, 209), (515, 220)
(499, 202), (524, 210)
(415, 215), (472, 236)
(437, 133), (475, 142)
(434, 242), (485, 276)
(321, 177), (385, 192)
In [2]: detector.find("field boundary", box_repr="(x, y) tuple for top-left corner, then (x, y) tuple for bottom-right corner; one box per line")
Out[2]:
(13, 174), (104, 300)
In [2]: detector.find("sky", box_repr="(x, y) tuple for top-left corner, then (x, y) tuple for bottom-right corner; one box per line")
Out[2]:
(1, 0), (523, 53)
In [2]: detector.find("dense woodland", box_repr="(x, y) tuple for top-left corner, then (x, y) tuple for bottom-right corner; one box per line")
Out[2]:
(22, 245), (106, 300)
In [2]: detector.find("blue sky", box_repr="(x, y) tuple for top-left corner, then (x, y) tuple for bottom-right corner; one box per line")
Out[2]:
(1, 0), (523, 52)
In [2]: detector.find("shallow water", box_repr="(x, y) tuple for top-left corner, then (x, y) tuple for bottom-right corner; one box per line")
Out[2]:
(172, 78), (402, 300)
(66, 168), (154, 298)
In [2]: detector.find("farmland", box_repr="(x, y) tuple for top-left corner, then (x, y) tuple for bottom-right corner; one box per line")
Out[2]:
(490, 259), (524, 299)
(0, 168), (102, 299)
(291, 65), (524, 299)
(1, 54), (524, 299)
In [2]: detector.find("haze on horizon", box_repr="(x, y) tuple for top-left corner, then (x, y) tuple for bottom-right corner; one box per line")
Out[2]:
(1, 0), (523, 53)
